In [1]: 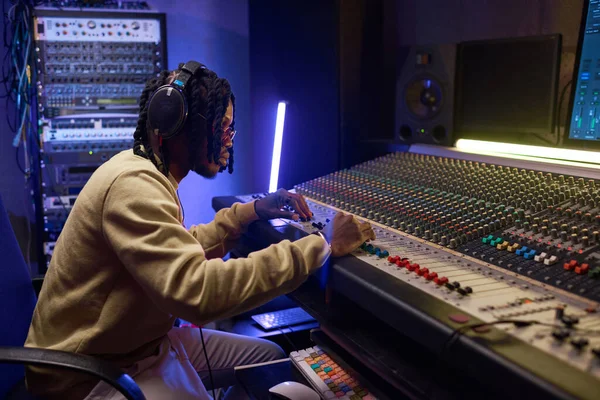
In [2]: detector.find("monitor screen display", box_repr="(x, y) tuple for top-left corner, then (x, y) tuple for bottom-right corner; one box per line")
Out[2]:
(455, 35), (561, 143)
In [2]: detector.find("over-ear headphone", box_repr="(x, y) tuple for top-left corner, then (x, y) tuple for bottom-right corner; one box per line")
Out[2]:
(147, 61), (204, 139)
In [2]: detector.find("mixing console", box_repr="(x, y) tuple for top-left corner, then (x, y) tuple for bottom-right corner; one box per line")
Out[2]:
(295, 152), (600, 303)
(235, 150), (600, 389)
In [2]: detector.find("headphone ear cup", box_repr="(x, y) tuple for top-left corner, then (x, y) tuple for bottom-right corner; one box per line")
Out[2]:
(147, 85), (189, 139)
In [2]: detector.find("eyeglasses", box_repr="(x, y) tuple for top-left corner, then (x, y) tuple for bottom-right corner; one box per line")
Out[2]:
(223, 126), (237, 141)
(198, 113), (237, 142)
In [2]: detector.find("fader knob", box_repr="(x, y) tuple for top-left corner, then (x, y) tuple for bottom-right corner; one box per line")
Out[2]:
(582, 228), (590, 237)
(593, 231), (600, 242)
(571, 234), (579, 244)
(582, 236), (590, 247)
(551, 228), (558, 238)
(560, 231), (568, 241)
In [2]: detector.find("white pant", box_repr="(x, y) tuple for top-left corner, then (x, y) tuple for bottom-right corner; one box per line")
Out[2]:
(84, 327), (285, 400)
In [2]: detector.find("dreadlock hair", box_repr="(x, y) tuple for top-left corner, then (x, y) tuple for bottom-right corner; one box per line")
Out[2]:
(133, 70), (170, 172)
(132, 63), (236, 176)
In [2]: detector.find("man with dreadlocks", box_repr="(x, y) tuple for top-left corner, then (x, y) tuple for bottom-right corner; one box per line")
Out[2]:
(25, 62), (375, 400)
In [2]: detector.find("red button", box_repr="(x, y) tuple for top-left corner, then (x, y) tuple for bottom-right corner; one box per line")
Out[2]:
(427, 272), (438, 281)
(564, 260), (578, 271)
(576, 263), (590, 275)
(417, 268), (428, 276)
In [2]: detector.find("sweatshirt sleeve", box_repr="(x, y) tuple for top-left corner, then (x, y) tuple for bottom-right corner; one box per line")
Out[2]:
(187, 202), (259, 259)
(102, 169), (330, 325)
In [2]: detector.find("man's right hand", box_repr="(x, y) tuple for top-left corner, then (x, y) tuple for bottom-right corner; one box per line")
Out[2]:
(325, 212), (376, 257)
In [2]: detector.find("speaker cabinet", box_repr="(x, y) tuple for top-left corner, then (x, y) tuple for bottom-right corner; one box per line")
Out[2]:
(395, 44), (456, 146)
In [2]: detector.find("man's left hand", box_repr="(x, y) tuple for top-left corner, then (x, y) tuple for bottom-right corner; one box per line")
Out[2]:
(254, 188), (313, 221)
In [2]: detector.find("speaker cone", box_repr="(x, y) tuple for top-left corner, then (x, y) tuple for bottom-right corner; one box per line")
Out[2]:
(404, 77), (443, 120)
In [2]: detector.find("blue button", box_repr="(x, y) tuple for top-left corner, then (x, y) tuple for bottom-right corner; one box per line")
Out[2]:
(524, 250), (537, 260)
(516, 246), (528, 256)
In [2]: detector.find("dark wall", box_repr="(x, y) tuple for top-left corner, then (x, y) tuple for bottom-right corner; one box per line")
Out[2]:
(249, 0), (340, 191)
(338, 0), (399, 168)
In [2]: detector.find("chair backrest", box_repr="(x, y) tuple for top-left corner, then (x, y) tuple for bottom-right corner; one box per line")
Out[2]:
(0, 194), (37, 398)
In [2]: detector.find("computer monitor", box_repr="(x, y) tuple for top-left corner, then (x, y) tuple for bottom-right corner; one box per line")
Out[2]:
(455, 34), (562, 144)
(564, 0), (600, 150)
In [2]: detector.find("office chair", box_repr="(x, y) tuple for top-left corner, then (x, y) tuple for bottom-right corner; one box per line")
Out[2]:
(0, 194), (145, 400)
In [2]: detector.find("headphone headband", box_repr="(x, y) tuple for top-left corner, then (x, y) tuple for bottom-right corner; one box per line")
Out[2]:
(172, 61), (203, 89)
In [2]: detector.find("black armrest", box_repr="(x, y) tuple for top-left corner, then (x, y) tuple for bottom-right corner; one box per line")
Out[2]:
(0, 347), (145, 400)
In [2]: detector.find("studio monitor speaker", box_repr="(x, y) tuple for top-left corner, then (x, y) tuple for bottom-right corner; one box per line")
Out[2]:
(395, 44), (456, 146)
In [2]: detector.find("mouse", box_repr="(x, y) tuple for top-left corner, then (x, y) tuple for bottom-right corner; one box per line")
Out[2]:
(268, 381), (320, 400)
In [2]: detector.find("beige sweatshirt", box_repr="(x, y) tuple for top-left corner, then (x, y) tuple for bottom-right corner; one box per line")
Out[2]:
(25, 150), (330, 398)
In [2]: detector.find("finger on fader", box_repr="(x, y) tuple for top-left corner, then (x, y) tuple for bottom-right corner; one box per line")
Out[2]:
(297, 194), (313, 217)
(293, 194), (311, 218)
(292, 198), (308, 219)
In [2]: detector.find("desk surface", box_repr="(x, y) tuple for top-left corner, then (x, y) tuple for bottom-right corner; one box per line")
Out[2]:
(235, 358), (310, 400)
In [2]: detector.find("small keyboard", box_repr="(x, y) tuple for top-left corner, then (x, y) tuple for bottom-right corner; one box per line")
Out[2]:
(290, 346), (377, 400)
(251, 307), (316, 330)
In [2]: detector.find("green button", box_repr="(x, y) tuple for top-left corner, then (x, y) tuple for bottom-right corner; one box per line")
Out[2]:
(589, 267), (600, 279)
(482, 235), (494, 244)
(491, 238), (503, 246)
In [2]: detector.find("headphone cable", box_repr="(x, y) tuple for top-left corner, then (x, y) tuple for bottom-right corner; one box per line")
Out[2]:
(199, 328), (217, 400)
